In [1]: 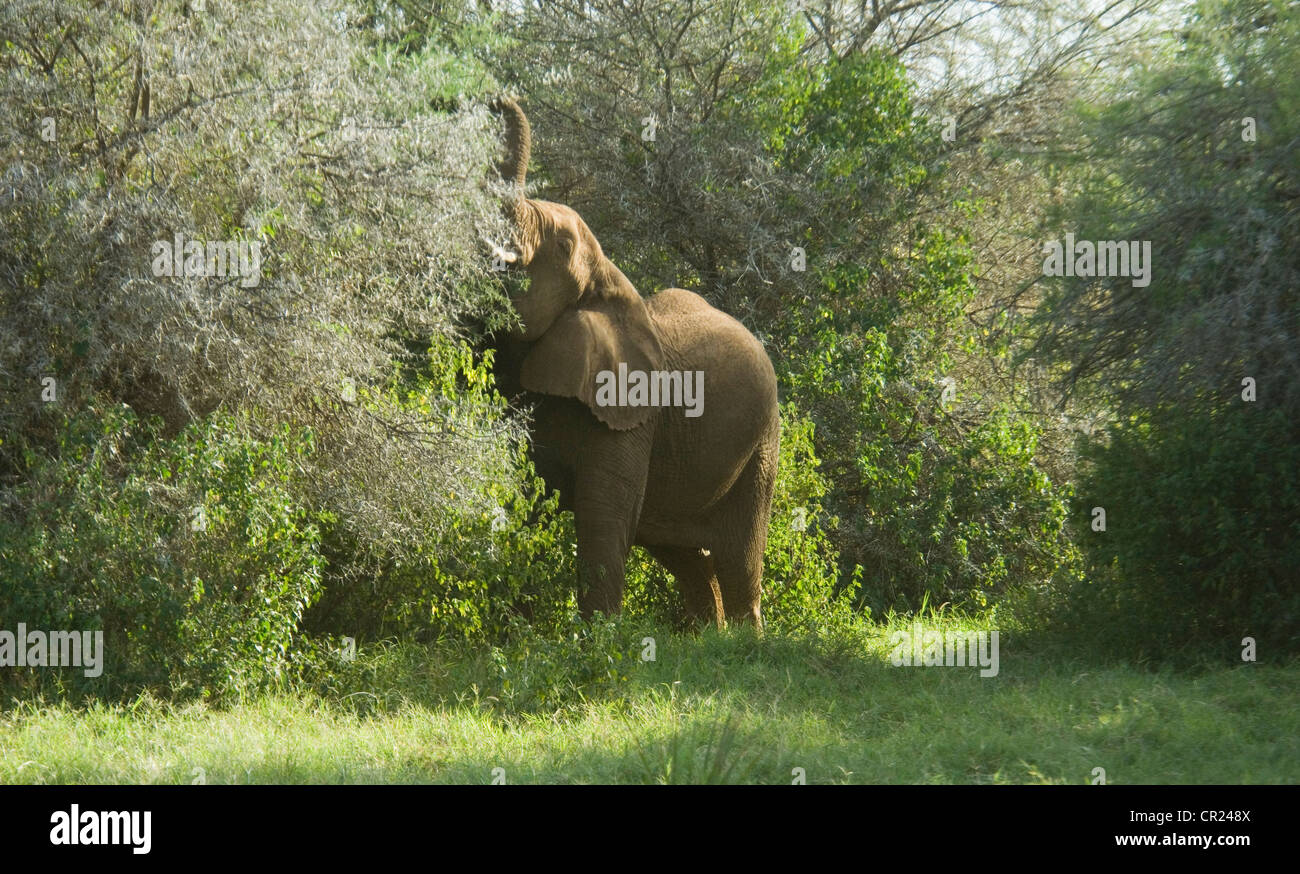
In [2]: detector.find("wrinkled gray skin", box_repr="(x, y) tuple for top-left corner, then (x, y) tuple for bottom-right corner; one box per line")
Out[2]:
(488, 98), (779, 628)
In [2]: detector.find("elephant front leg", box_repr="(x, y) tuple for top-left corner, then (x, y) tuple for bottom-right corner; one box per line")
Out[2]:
(571, 430), (653, 619)
(575, 516), (633, 618)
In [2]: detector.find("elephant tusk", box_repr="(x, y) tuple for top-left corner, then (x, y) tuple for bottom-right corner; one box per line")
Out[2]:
(482, 236), (520, 266)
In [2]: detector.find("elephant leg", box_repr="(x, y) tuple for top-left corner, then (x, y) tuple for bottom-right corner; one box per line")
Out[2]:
(712, 538), (764, 629)
(572, 429), (653, 619)
(575, 518), (632, 617)
(712, 445), (777, 629)
(645, 545), (724, 628)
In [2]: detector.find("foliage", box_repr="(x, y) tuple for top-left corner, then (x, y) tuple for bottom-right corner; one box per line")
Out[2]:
(1034, 0), (1300, 415)
(1060, 404), (1300, 657)
(0, 0), (519, 550)
(1034, 0), (1300, 655)
(301, 337), (579, 645)
(759, 405), (861, 630)
(0, 0), (559, 693)
(0, 406), (322, 700)
(781, 231), (1077, 613)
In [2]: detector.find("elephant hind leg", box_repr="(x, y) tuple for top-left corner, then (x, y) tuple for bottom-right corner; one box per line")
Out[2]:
(646, 545), (724, 628)
(713, 540), (764, 629)
(712, 440), (778, 630)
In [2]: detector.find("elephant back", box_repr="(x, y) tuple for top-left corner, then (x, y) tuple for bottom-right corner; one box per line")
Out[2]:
(646, 289), (777, 396)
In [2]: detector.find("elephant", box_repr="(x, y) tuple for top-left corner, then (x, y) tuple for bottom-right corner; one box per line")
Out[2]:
(485, 98), (779, 628)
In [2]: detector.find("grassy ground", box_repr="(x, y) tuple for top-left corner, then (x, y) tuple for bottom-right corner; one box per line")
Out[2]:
(1, 616), (1296, 784)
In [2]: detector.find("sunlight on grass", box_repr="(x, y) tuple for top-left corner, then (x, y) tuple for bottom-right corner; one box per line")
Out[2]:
(1, 617), (1296, 785)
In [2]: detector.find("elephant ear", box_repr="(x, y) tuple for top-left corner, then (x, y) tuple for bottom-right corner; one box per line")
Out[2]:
(520, 292), (665, 430)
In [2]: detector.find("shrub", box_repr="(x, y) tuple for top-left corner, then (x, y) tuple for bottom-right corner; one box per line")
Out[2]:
(0, 0), (525, 618)
(781, 236), (1077, 615)
(1059, 403), (1300, 658)
(0, 406), (323, 700)
(300, 339), (580, 645)
(0, 0), (579, 685)
(1030, 0), (1300, 660)
(760, 405), (861, 631)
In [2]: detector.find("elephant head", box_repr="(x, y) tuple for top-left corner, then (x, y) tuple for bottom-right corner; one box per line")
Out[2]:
(489, 98), (664, 431)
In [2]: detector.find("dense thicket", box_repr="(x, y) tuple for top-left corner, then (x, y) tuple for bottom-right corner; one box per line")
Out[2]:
(0, 0), (551, 697)
(1, 0), (1293, 700)
(1035, 0), (1300, 653)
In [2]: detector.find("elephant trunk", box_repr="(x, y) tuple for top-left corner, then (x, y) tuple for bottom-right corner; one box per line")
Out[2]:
(492, 97), (531, 189)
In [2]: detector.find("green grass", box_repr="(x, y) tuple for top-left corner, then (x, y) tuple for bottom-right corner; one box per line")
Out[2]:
(1, 615), (1296, 784)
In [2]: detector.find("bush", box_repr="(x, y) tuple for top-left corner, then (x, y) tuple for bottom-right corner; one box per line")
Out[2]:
(1030, 0), (1300, 660)
(0, 0), (587, 685)
(0, 406), (323, 700)
(781, 234), (1077, 615)
(760, 405), (861, 630)
(0, 344), (582, 702)
(1059, 404), (1300, 658)
(306, 447), (580, 646)
(0, 0), (527, 629)
(299, 338), (581, 645)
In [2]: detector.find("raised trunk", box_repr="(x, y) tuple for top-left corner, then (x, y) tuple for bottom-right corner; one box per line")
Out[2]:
(492, 97), (531, 189)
